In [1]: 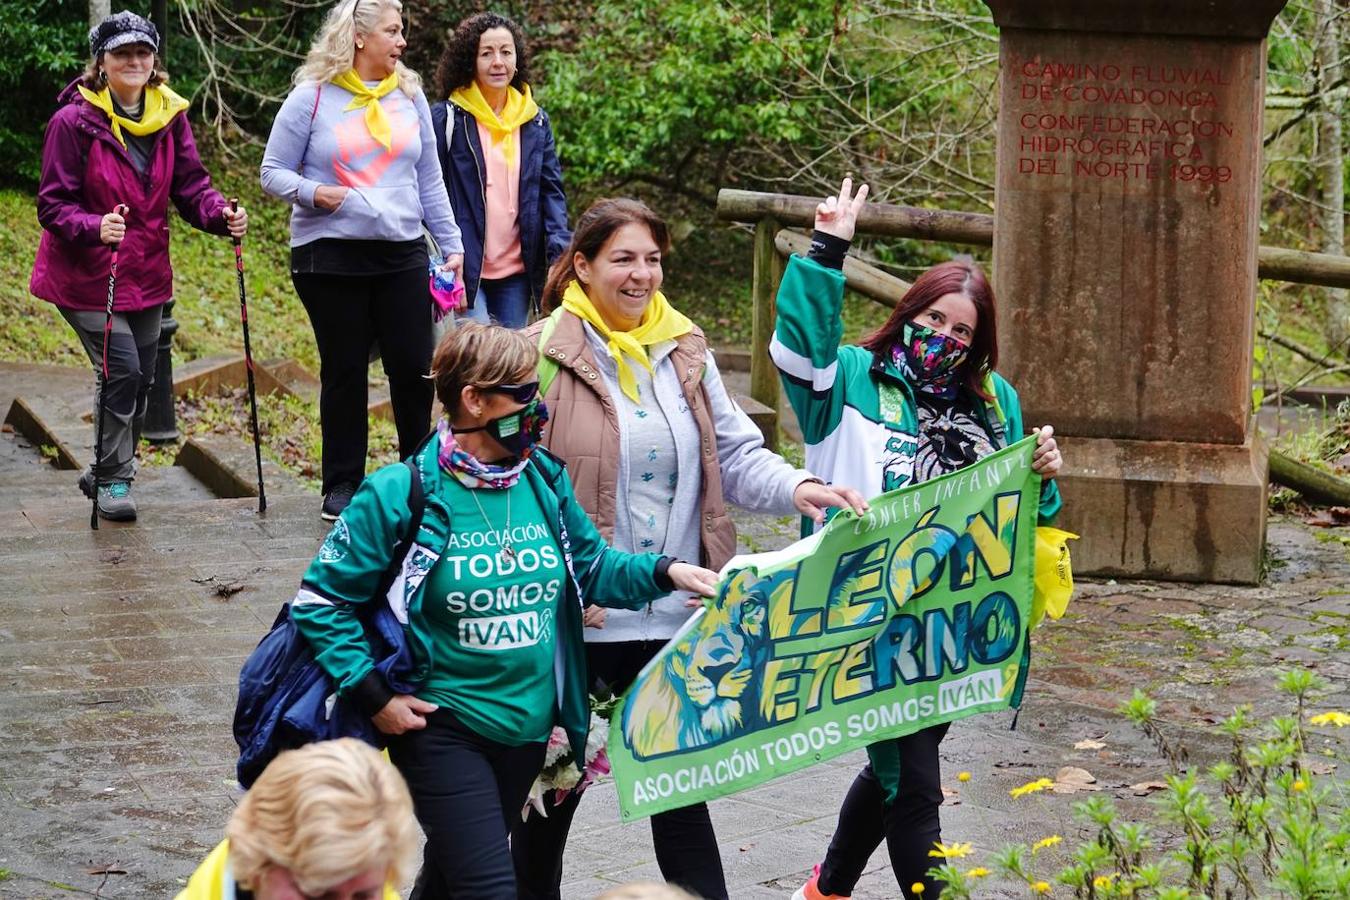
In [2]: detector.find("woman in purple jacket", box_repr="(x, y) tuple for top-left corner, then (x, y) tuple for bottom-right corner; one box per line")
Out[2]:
(29, 11), (247, 523)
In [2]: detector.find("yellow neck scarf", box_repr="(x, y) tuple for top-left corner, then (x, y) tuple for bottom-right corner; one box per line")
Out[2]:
(561, 280), (694, 402)
(331, 69), (400, 151)
(448, 81), (539, 166)
(77, 84), (188, 148)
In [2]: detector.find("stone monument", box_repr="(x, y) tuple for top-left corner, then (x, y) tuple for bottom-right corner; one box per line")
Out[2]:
(983, 0), (1287, 583)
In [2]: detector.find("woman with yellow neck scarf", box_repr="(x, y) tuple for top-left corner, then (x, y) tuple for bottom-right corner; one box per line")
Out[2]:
(512, 199), (869, 900)
(29, 11), (247, 523)
(261, 0), (464, 522)
(431, 13), (571, 329)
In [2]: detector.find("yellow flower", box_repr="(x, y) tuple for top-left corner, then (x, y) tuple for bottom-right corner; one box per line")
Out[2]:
(1292, 779), (1308, 792)
(966, 867), (991, 878)
(1094, 874), (1116, 888)
(1033, 881), (1052, 894)
(911, 883), (926, 895)
(928, 841), (974, 859)
(1309, 711), (1350, 727)
(958, 771), (972, 782)
(1032, 835), (1063, 852)
(1010, 777), (1055, 798)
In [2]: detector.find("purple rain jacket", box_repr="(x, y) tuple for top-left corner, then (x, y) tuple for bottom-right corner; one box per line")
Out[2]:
(29, 80), (230, 312)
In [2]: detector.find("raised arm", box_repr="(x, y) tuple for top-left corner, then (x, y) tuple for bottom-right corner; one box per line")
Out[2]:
(771, 179), (871, 445)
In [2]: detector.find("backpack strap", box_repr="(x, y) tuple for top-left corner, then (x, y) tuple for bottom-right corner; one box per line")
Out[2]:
(396, 456), (426, 559)
(535, 307), (567, 397)
(373, 457), (426, 599)
(296, 82), (323, 175)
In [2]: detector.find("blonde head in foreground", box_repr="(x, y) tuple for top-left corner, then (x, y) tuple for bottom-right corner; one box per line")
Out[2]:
(227, 738), (417, 898)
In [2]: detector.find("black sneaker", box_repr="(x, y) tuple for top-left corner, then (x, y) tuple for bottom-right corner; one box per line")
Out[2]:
(321, 482), (357, 521)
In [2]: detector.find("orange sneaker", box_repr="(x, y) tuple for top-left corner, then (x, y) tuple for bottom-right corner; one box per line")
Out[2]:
(792, 864), (851, 900)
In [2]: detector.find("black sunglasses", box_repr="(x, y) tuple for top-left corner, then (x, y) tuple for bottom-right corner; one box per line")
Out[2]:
(481, 381), (539, 404)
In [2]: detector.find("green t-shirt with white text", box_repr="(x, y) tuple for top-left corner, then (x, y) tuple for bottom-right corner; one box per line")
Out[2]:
(418, 476), (566, 745)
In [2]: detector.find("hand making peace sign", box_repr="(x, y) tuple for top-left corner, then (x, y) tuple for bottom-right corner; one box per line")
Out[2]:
(814, 177), (871, 243)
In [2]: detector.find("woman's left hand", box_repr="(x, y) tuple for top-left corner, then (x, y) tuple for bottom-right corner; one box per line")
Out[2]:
(793, 479), (870, 525)
(669, 562), (721, 600)
(223, 204), (248, 238)
(1031, 425), (1062, 479)
(582, 605), (606, 629)
(439, 253), (464, 284)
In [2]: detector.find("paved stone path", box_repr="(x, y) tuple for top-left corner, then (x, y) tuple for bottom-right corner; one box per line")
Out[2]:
(0, 363), (1345, 898)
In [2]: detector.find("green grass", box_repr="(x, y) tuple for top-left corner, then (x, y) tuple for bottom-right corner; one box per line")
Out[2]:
(1, 144), (318, 371)
(2, 142), (885, 485)
(1, 144), (882, 366)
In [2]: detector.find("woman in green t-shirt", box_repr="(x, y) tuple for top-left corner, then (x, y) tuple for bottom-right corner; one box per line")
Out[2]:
(291, 322), (719, 899)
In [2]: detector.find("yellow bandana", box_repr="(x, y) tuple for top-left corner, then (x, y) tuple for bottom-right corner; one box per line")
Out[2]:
(77, 84), (188, 148)
(173, 840), (400, 900)
(331, 69), (400, 151)
(448, 82), (539, 166)
(561, 280), (694, 403)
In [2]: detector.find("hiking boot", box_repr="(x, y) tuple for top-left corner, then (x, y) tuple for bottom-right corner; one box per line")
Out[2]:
(792, 865), (850, 900)
(321, 482), (358, 521)
(78, 471), (138, 522)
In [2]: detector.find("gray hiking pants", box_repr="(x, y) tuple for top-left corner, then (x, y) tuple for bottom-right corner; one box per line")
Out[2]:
(59, 304), (163, 481)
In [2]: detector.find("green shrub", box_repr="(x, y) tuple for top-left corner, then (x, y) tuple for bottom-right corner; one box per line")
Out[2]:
(931, 670), (1349, 898)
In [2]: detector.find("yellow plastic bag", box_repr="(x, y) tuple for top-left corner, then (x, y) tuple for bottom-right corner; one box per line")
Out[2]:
(1031, 526), (1078, 628)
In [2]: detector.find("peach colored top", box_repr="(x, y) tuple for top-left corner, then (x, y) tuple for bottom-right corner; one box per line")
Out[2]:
(477, 120), (526, 280)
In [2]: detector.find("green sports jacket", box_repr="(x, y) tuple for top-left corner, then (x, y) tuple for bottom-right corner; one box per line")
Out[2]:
(771, 253), (1061, 524)
(290, 441), (669, 762)
(772, 253), (1063, 801)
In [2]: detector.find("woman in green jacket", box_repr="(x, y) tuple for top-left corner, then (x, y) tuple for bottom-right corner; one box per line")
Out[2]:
(290, 322), (719, 900)
(778, 180), (1063, 900)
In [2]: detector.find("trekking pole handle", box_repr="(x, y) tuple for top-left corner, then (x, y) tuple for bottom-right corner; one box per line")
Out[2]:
(109, 203), (128, 252)
(229, 197), (242, 248)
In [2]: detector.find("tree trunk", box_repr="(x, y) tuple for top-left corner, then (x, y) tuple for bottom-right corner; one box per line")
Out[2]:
(151, 0), (168, 64)
(1316, 0), (1347, 346)
(89, 0), (110, 29)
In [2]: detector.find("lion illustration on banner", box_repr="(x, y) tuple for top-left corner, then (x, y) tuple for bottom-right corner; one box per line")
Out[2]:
(620, 567), (786, 759)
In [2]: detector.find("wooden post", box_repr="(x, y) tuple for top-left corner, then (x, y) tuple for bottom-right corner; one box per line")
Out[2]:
(750, 217), (783, 451)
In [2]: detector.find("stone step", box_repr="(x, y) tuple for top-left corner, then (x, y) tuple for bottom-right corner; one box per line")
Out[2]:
(4, 394), (86, 471)
(174, 432), (310, 500)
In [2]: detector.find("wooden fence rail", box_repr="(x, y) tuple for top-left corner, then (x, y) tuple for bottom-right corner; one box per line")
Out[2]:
(718, 188), (1350, 444)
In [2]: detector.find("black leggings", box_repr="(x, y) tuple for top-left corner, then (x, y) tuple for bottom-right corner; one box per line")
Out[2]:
(817, 722), (951, 899)
(511, 640), (729, 900)
(293, 268), (434, 493)
(389, 709), (546, 900)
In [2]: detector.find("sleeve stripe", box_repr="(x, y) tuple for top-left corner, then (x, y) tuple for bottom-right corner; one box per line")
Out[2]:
(770, 335), (837, 392)
(293, 588), (335, 607)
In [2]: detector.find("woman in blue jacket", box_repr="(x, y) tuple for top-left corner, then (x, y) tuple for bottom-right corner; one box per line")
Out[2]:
(431, 13), (570, 328)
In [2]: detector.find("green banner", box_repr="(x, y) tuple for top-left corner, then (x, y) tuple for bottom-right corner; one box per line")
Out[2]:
(609, 436), (1041, 821)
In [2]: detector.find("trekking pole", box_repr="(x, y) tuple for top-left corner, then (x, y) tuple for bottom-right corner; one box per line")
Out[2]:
(230, 198), (267, 514)
(91, 203), (128, 531)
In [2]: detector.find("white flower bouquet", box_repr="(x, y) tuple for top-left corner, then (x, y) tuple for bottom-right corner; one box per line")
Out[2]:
(522, 695), (617, 820)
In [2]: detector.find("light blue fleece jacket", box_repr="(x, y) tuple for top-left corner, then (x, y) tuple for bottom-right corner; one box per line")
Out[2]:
(260, 80), (463, 255)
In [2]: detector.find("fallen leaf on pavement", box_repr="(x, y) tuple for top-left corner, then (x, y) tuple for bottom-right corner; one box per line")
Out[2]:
(1129, 780), (1168, 796)
(1051, 766), (1100, 793)
(1074, 739), (1106, 751)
